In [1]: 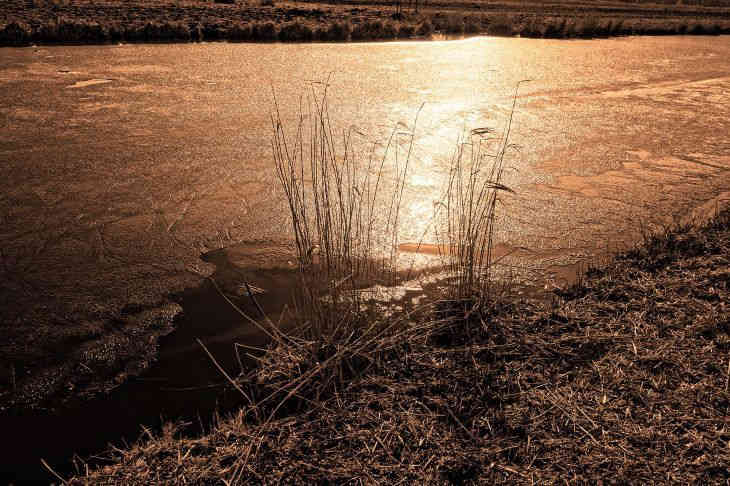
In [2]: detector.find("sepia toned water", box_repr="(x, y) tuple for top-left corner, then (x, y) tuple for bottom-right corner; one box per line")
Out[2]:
(1, 36), (729, 480)
(2, 37), (729, 309)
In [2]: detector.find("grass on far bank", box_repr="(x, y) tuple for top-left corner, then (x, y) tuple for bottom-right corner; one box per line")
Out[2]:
(2, 0), (730, 46)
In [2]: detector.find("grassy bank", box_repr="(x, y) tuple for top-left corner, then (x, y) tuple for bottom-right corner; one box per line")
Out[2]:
(64, 198), (730, 483)
(2, 0), (730, 46)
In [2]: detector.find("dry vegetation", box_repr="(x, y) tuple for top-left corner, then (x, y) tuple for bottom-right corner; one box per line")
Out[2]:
(67, 203), (730, 484)
(1, 0), (730, 45)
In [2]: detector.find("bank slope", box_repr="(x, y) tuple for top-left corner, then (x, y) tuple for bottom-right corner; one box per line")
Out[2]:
(71, 207), (729, 484)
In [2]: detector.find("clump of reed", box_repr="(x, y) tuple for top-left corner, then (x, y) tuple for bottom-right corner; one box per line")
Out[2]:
(147, 21), (194, 42)
(436, 87), (520, 306)
(350, 20), (412, 41)
(103, 21), (194, 43)
(200, 21), (224, 41)
(231, 79), (527, 419)
(518, 16), (544, 37)
(245, 84), (419, 415)
(271, 86), (416, 317)
(516, 16), (622, 38)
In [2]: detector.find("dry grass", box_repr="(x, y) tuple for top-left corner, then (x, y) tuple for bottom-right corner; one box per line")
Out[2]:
(437, 83), (521, 305)
(258, 83), (523, 421)
(271, 82), (417, 322)
(2, 0), (730, 45)
(68, 206), (730, 484)
(239, 83), (423, 418)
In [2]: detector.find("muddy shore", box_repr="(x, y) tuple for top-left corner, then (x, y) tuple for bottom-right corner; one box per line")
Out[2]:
(2, 0), (730, 46)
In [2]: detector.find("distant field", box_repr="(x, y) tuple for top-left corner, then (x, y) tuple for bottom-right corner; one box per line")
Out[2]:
(1, 0), (729, 45)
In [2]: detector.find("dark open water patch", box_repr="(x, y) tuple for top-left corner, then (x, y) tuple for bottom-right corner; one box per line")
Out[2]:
(0, 248), (299, 483)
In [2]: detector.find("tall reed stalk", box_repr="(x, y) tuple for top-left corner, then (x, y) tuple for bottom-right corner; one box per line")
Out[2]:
(439, 84), (522, 305)
(271, 83), (417, 340)
(242, 84), (422, 413)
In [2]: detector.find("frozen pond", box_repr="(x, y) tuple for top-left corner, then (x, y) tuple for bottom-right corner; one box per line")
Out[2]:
(1, 35), (729, 480)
